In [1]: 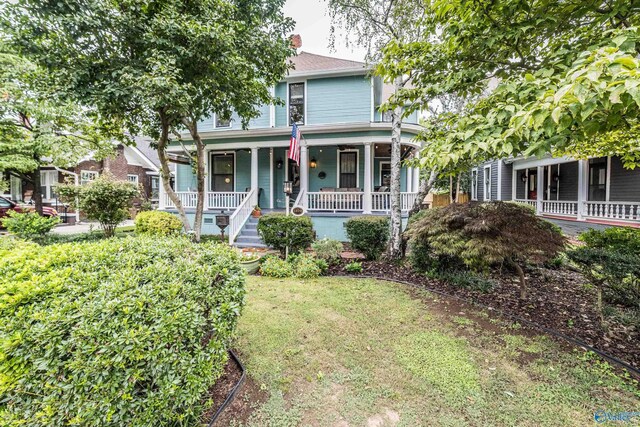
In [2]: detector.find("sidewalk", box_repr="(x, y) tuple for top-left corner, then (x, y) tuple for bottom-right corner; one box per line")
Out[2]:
(53, 220), (134, 235)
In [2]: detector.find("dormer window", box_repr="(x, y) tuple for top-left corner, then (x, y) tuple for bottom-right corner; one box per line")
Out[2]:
(289, 82), (305, 125)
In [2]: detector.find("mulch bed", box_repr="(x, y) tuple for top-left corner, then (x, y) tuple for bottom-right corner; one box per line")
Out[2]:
(327, 259), (639, 370)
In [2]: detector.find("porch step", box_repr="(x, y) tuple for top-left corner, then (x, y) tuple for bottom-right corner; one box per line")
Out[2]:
(233, 217), (267, 248)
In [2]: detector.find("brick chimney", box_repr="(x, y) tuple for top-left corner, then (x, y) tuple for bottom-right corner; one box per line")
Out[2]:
(291, 34), (302, 49)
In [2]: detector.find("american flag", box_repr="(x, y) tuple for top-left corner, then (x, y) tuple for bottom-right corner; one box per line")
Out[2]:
(288, 123), (301, 164)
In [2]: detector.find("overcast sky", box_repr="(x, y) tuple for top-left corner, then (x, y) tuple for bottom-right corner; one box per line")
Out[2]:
(283, 0), (368, 62)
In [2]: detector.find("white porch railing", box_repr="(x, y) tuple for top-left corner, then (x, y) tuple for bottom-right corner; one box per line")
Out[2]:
(293, 189), (306, 210)
(514, 199), (537, 208)
(163, 191), (248, 210)
(307, 192), (363, 211)
(401, 192), (419, 211)
(542, 200), (578, 216)
(583, 201), (640, 221)
(228, 189), (256, 245)
(372, 192), (419, 212)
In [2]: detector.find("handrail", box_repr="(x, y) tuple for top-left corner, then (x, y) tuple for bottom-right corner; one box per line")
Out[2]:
(293, 189), (306, 210)
(228, 189), (255, 245)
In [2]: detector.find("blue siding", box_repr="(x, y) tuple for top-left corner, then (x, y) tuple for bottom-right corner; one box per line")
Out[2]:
(249, 103), (271, 129)
(307, 76), (371, 125)
(258, 149), (271, 207)
(312, 216), (408, 241)
(308, 147), (338, 191)
(235, 150), (251, 192)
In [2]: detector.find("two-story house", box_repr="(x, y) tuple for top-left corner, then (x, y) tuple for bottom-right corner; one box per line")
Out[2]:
(161, 51), (423, 243)
(471, 155), (640, 226)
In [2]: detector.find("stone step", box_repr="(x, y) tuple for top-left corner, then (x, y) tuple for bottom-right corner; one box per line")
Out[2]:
(234, 241), (268, 248)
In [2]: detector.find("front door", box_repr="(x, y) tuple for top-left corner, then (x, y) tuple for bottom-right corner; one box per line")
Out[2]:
(339, 151), (358, 188)
(588, 158), (607, 201)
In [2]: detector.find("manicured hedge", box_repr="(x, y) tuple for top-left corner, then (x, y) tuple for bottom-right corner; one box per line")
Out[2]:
(134, 210), (184, 236)
(344, 216), (390, 260)
(257, 214), (314, 255)
(0, 236), (245, 427)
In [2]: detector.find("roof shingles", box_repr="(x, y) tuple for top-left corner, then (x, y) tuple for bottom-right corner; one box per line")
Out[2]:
(288, 51), (366, 75)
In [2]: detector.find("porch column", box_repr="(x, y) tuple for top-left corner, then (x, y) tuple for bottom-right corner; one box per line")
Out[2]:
(412, 161), (420, 193)
(251, 147), (259, 206)
(269, 148), (274, 209)
(536, 166), (544, 214)
(577, 159), (588, 221)
(363, 142), (373, 213)
(300, 144), (308, 209)
(406, 167), (413, 193)
(511, 168), (517, 201)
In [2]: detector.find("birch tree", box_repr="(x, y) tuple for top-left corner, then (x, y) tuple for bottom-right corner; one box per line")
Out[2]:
(327, 0), (428, 260)
(3, 0), (294, 241)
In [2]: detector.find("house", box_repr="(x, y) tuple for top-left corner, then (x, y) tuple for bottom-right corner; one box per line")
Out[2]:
(471, 155), (640, 226)
(161, 50), (423, 244)
(2, 140), (161, 224)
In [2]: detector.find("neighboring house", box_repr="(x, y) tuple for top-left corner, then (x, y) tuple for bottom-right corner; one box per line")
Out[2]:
(2, 140), (161, 224)
(471, 155), (640, 226)
(161, 50), (423, 243)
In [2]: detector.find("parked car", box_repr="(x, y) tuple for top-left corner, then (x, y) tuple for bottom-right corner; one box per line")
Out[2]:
(0, 196), (58, 226)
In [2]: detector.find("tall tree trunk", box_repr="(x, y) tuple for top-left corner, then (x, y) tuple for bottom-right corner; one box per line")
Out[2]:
(449, 175), (454, 204)
(455, 174), (461, 203)
(385, 77), (404, 261)
(156, 110), (192, 233)
(31, 166), (43, 215)
(409, 169), (438, 216)
(182, 117), (205, 242)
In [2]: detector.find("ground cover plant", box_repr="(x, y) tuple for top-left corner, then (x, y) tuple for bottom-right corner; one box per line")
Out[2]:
(221, 276), (639, 426)
(0, 236), (245, 427)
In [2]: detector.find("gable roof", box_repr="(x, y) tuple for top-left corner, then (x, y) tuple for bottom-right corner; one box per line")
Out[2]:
(288, 51), (368, 77)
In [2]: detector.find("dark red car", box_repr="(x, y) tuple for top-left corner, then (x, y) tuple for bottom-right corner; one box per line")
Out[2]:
(0, 196), (58, 225)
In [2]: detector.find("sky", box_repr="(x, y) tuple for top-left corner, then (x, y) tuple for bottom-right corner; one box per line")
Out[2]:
(283, 0), (368, 62)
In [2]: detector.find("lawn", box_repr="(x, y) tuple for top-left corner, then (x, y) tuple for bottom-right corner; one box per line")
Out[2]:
(227, 276), (639, 427)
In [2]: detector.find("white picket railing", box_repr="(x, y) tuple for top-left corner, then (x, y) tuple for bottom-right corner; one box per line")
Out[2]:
(542, 200), (578, 216)
(372, 192), (419, 212)
(583, 201), (640, 221)
(228, 190), (256, 245)
(163, 191), (248, 210)
(307, 192), (363, 211)
(293, 189), (306, 210)
(514, 199), (537, 208)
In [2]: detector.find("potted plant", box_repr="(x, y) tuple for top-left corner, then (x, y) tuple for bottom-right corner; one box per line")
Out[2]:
(239, 251), (262, 274)
(252, 205), (262, 218)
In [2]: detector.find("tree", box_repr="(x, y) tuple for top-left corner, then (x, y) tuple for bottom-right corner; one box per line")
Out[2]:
(377, 1), (640, 171)
(57, 173), (139, 237)
(0, 51), (114, 213)
(3, 0), (294, 241)
(327, 0), (428, 260)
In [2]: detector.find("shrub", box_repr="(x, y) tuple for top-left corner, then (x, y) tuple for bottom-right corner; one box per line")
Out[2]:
(314, 258), (329, 275)
(0, 236), (245, 427)
(260, 255), (294, 278)
(344, 216), (389, 260)
(135, 210), (183, 236)
(406, 202), (565, 299)
(578, 227), (640, 255)
(257, 214), (314, 255)
(57, 173), (139, 237)
(292, 253), (322, 279)
(1, 210), (59, 240)
(311, 238), (343, 262)
(345, 261), (363, 274)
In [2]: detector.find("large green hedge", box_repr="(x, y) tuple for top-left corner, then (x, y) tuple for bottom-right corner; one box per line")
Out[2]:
(257, 214), (314, 255)
(0, 236), (245, 426)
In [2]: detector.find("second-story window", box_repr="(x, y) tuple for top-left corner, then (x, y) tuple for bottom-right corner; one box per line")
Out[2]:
(215, 114), (231, 128)
(289, 82), (305, 125)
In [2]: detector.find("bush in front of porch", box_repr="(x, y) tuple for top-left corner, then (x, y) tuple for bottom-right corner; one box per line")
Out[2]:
(257, 214), (314, 255)
(344, 216), (389, 260)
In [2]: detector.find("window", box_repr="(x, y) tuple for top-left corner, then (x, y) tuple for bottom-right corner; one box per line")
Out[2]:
(380, 162), (391, 187)
(471, 169), (478, 200)
(150, 176), (160, 200)
(210, 153), (234, 192)
(81, 170), (98, 186)
(588, 158), (607, 201)
(127, 174), (139, 185)
(40, 170), (58, 201)
(215, 114), (231, 128)
(0, 197), (12, 208)
(483, 165), (491, 201)
(288, 82), (305, 125)
(10, 175), (22, 202)
(339, 151), (358, 188)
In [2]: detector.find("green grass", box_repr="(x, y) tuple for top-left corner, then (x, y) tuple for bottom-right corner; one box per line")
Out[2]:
(235, 277), (639, 427)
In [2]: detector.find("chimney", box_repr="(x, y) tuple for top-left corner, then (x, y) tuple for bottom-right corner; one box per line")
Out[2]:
(291, 34), (302, 49)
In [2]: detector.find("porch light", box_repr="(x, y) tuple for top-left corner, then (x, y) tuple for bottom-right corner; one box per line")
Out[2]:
(283, 180), (293, 196)
(309, 157), (317, 168)
(276, 159), (283, 169)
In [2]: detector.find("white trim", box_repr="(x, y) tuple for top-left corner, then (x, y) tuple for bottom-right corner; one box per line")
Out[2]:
(511, 156), (576, 170)
(285, 67), (369, 80)
(370, 77), (375, 122)
(471, 168), (478, 201)
(496, 161), (503, 200)
(336, 148), (360, 189)
(606, 156), (612, 202)
(127, 174), (139, 185)
(483, 165), (491, 201)
(125, 145), (159, 172)
(213, 113), (232, 129)
(208, 151), (237, 192)
(287, 80), (307, 126)
(80, 170), (98, 186)
(269, 86), (276, 128)
(269, 148), (274, 209)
